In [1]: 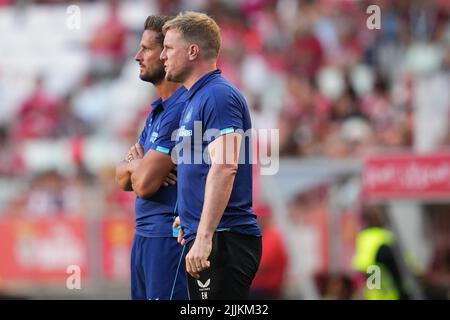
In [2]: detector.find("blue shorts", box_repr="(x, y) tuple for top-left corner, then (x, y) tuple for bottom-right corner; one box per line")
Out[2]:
(130, 234), (188, 300)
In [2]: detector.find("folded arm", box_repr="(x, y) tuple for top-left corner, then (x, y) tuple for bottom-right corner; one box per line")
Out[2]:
(115, 143), (177, 197)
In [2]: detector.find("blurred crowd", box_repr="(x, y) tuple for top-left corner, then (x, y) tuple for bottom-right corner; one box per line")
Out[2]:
(0, 0), (449, 299)
(1, 0), (449, 210)
(1, 2), (449, 144)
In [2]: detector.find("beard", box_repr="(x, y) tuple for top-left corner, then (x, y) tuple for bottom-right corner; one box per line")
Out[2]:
(139, 64), (166, 85)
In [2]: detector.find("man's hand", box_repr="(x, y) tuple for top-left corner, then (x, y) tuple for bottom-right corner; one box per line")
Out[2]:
(185, 236), (212, 279)
(172, 216), (185, 245)
(126, 143), (144, 162)
(127, 144), (176, 187)
(116, 143), (144, 191)
(162, 166), (177, 187)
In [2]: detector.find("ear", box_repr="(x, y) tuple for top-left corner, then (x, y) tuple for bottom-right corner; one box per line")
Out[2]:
(187, 44), (200, 61)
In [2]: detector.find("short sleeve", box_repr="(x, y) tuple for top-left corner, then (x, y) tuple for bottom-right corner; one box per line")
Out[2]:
(150, 104), (183, 155)
(202, 86), (244, 144)
(138, 117), (150, 146)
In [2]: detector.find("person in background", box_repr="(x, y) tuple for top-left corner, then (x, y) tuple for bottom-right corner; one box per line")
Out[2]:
(250, 204), (288, 300)
(352, 205), (411, 300)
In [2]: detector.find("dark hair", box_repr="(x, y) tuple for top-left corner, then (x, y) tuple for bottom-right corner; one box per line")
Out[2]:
(144, 15), (174, 46)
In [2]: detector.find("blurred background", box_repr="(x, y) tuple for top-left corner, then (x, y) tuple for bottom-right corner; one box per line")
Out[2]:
(0, 0), (449, 300)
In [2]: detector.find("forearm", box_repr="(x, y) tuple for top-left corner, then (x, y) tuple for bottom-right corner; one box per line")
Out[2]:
(129, 155), (175, 198)
(128, 159), (159, 198)
(130, 167), (158, 198)
(197, 164), (237, 240)
(115, 160), (133, 191)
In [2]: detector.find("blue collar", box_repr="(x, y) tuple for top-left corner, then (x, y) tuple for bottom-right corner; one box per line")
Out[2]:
(150, 97), (163, 110)
(185, 69), (222, 100)
(150, 86), (187, 111)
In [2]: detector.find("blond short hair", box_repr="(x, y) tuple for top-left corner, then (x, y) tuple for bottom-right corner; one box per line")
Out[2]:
(163, 11), (221, 60)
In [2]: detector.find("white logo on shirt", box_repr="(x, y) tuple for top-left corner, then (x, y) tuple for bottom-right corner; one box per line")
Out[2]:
(150, 131), (158, 143)
(178, 125), (192, 137)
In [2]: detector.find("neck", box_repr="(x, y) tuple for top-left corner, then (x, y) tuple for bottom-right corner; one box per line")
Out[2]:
(183, 61), (217, 90)
(155, 80), (181, 101)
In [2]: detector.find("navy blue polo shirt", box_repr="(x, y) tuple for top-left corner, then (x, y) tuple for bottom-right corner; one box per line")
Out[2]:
(135, 86), (187, 237)
(175, 69), (261, 242)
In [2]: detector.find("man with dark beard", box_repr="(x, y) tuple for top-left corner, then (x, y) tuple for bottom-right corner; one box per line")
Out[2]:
(115, 15), (188, 300)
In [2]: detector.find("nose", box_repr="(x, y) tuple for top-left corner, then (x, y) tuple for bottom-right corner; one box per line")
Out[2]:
(135, 48), (142, 62)
(160, 48), (167, 62)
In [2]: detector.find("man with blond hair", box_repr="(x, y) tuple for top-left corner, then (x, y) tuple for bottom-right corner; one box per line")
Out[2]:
(161, 11), (262, 300)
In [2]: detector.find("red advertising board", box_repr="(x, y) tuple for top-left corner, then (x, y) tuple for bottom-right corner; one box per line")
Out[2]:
(362, 154), (450, 199)
(101, 215), (134, 281)
(0, 216), (89, 281)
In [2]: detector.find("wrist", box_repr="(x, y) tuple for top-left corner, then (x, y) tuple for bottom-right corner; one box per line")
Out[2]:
(196, 230), (214, 241)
